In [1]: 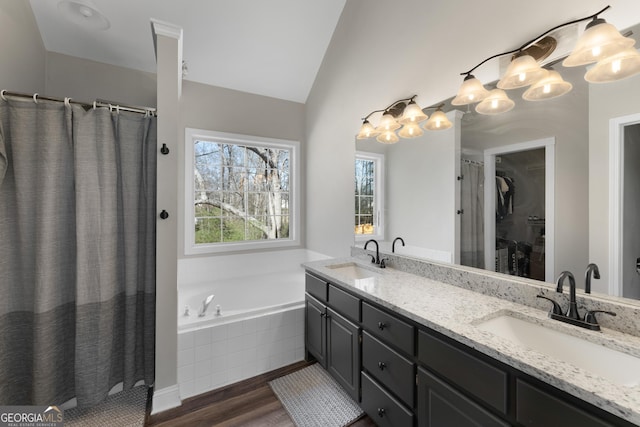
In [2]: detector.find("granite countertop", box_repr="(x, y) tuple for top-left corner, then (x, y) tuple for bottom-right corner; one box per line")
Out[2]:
(303, 257), (640, 425)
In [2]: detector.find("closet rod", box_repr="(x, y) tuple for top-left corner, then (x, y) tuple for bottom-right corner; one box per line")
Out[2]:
(0, 90), (157, 116)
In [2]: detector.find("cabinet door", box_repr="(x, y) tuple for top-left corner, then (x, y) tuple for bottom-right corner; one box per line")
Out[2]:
(327, 307), (361, 402)
(305, 295), (326, 368)
(417, 367), (510, 427)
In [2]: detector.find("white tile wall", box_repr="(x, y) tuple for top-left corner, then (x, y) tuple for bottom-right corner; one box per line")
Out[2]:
(177, 306), (305, 399)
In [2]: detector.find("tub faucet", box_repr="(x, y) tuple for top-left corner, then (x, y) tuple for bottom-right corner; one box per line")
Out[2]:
(556, 271), (580, 320)
(364, 239), (380, 265)
(584, 263), (600, 294)
(199, 294), (215, 317)
(392, 237), (405, 253)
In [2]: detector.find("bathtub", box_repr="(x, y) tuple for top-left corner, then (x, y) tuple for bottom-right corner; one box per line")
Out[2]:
(176, 249), (329, 399)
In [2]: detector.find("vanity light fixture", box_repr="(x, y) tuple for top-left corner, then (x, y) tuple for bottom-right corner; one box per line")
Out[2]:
(452, 5), (636, 115)
(451, 74), (490, 106)
(523, 69), (573, 101)
(423, 106), (452, 130)
(563, 17), (635, 67)
(497, 53), (547, 90)
(475, 89), (515, 115)
(584, 47), (640, 83)
(358, 95), (452, 144)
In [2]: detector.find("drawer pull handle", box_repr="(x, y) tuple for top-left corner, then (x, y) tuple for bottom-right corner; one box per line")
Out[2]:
(377, 407), (385, 417)
(378, 321), (387, 330)
(378, 361), (386, 370)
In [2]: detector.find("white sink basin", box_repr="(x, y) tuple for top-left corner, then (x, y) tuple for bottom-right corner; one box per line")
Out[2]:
(326, 262), (380, 280)
(476, 313), (640, 387)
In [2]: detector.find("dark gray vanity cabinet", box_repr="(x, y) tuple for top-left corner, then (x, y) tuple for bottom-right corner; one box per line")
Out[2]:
(305, 273), (361, 402)
(417, 367), (509, 427)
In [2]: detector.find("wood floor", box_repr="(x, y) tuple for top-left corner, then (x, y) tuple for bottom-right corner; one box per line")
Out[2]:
(146, 361), (376, 427)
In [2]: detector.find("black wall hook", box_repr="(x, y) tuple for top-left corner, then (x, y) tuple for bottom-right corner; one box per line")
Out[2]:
(160, 210), (169, 219)
(160, 143), (170, 155)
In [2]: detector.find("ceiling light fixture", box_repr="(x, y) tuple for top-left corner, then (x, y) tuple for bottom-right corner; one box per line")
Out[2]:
(57, 0), (110, 31)
(423, 106), (453, 130)
(475, 89), (515, 115)
(523, 69), (573, 100)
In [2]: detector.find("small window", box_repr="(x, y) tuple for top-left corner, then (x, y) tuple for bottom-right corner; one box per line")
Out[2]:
(185, 129), (299, 254)
(355, 151), (384, 241)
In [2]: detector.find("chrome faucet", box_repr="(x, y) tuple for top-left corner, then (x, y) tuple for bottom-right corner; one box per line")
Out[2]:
(584, 263), (600, 294)
(392, 237), (405, 253)
(556, 271), (580, 320)
(198, 294), (215, 317)
(364, 239), (380, 265)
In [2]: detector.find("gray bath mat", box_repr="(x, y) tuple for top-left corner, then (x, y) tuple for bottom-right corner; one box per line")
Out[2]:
(269, 364), (364, 427)
(63, 385), (149, 426)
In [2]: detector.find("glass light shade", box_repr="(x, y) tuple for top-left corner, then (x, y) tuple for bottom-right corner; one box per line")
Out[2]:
(356, 119), (379, 139)
(497, 54), (547, 89)
(475, 89), (515, 115)
(398, 123), (424, 138)
(451, 75), (490, 105)
(423, 109), (452, 131)
(376, 130), (400, 144)
(585, 48), (640, 83)
(523, 70), (573, 101)
(563, 19), (635, 67)
(399, 101), (428, 124)
(375, 112), (401, 132)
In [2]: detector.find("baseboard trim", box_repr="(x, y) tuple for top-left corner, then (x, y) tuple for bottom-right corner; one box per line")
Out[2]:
(151, 384), (181, 415)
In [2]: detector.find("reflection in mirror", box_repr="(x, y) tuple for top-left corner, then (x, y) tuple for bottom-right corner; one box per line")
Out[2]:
(354, 22), (640, 300)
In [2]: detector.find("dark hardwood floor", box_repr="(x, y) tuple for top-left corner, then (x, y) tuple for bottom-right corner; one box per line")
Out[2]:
(146, 361), (376, 427)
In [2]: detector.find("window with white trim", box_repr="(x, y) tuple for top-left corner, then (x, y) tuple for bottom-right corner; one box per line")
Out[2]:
(355, 151), (384, 241)
(185, 129), (299, 254)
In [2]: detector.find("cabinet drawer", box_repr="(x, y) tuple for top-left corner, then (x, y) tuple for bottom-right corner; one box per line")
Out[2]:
(418, 330), (508, 414)
(362, 331), (414, 406)
(305, 273), (328, 303)
(328, 284), (360, 322)
(361, 371), (414, 427)
(362, 302), (414, 356)
(516, 380), (613, 427)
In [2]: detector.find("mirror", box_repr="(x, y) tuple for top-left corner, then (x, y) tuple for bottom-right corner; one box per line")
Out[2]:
(355, 21), (640, 299)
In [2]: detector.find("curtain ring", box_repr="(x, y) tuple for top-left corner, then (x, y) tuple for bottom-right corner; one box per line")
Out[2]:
(0, 90), (6, 101)
(33, 93), (39, 104)
(64, 97), (72, 108)
(116, 105), (120, 115)
(93, 101), (97, 110)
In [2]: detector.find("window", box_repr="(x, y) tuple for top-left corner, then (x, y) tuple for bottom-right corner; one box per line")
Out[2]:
(185, 129), (299, 254)
(355, 151), (384, 241)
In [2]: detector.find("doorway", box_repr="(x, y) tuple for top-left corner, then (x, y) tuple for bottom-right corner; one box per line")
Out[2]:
(484, 138), (555, 283)
(610, 114), (640, 299)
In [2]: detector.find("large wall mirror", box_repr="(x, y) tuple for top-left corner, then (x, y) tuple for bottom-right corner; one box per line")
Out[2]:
(355, 21), (640, 300)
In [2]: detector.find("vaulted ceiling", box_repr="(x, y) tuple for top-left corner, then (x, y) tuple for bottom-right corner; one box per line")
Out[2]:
(29, 0), (346, 103)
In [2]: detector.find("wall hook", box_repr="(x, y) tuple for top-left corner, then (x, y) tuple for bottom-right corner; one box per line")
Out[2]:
(160, 143), (170, 155)
(160, 210), (169, 220)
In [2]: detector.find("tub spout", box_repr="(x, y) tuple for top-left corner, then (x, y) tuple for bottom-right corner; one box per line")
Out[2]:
(199, 294), (215, 317)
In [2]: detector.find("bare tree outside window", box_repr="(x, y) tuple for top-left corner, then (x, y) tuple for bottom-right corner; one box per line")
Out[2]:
(194, 140), (290, 244)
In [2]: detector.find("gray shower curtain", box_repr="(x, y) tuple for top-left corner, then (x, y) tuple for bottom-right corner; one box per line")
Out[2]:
(460, 161), (485, 269)
(0, 98), (156, 407)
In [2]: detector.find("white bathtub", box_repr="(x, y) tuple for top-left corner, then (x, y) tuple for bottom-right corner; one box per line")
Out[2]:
(178, 269), (305, 332)
(176, 249), (329, 399)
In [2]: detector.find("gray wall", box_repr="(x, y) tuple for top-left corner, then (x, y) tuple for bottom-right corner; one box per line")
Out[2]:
(0, 0), (45, 92)
(589, 72), (640, 294)
(623, 124), (640, 299)
(45, 52), (156, 107)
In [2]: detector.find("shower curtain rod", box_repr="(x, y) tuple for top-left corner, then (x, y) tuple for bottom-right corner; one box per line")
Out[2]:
(0, 90), (157, 116)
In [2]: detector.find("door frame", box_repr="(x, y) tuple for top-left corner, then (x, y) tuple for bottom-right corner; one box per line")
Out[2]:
(484, 137), (555, 283)
(609, 113), (640, 296)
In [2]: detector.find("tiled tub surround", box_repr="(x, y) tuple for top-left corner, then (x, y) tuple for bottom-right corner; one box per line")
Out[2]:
(306, 255), (640, 425)
(176, 249), (328, 399)
(177, 307), (304, 399)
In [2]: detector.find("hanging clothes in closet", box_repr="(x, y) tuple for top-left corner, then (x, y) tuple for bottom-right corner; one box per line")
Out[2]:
(496, 173), (515, 221)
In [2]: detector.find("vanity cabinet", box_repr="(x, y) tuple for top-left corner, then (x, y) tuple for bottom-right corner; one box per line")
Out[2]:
(305, 274), (360, 401)
(304, 269), (635, 427)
